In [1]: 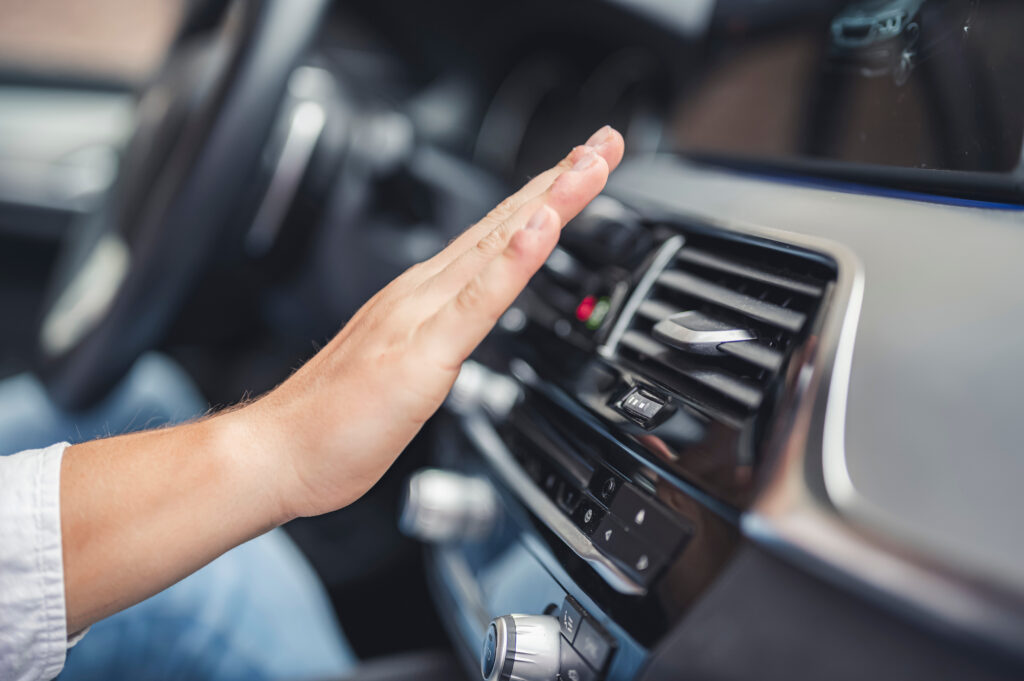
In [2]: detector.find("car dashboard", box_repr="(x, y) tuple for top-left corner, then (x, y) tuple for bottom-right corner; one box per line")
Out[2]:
(412, 154), (1024, 680)
(221, 0), (1024, 678)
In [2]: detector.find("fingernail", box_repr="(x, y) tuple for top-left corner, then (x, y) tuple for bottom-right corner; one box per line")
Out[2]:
(585, 125), (613, 147)
(524, 205), (555, 231)
(572, 149), (598, 172)
(569, 145), (594, 163)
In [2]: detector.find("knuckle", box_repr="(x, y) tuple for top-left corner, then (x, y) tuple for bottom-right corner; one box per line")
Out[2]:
(454, 278), (487, 315)
(475, 226), (508, 257)
(486, 195), (519, 224)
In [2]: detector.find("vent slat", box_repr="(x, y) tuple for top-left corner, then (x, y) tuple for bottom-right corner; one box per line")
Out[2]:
(620, 331), (764, 410)
(657, 270), (807, 333)
(718, 340), (784, 373)
(637, 299), (680, 321)
(676, 248), (824, 297)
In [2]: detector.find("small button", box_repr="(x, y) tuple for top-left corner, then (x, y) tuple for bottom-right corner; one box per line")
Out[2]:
(574, 618), (615, 672)
(588, 468), (621, 505)
(571, 498), (604, 536)
(610, 484), (692, 555)
(544, 471), (560, 494)
(618, 388), (665, 423)
(558, 597), (584, 644)
(523, 457), (544, 484)
(557, 482), (582, 514)
(559, 642), (597, 681)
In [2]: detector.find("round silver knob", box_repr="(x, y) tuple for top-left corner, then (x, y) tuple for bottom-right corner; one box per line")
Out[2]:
(482, 614), (561, 681)
(399, 469), (498, 543)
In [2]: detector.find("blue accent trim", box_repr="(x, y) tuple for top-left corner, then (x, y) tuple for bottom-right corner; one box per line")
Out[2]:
(737, 169), (1024, 211)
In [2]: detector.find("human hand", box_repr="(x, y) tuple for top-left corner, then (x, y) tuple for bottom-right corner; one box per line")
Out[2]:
(235, 126), (625, 520)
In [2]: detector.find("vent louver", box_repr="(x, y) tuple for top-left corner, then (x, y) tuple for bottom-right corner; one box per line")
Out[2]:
(617, 236), (830, 420)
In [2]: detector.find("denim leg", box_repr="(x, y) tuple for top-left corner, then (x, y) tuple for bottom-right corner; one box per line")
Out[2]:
(0, 353), (208, 455)
(58, 529), (357, 681)
(0, 355), (357, 680)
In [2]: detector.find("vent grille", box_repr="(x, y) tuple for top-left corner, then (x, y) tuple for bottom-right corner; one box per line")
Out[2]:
(617, 236), (830, 419)
(522, 198), (654, 342)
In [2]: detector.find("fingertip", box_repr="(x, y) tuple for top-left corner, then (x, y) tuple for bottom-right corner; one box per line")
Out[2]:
(523, 203), (559, 232)
(595, 127), (625, 171)
(549, 152), (609, 206)
(508, 204), (558, 259)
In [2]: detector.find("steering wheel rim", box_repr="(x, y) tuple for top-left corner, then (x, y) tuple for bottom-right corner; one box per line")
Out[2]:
(36, 0), (331, 409)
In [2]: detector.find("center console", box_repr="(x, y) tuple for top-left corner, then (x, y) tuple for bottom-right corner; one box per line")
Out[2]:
(400, 183), (842, 680)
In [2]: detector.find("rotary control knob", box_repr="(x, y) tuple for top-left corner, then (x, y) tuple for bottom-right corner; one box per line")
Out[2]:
(399, 469), (498, 543)
(482, 614), (561, 681)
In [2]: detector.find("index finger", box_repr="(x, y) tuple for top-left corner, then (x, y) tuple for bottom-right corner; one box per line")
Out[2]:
(421, 126), (624, 276)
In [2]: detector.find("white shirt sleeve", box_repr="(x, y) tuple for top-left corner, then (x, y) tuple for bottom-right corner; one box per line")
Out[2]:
(0, 442), (76, 681)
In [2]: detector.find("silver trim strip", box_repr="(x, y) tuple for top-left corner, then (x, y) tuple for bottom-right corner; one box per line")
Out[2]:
(599, 234), (684, 358)
(245, 98), (326, 256)
(460, 412), (647, 596)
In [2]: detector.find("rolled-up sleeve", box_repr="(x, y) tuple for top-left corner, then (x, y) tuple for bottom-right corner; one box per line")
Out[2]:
(0, 442), (73, 681)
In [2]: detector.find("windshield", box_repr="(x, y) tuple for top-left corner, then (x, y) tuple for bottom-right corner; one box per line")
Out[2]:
(671, 0), (1024, 174)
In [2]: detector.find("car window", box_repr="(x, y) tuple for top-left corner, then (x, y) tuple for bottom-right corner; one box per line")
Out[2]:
(0, 0), (184, 84)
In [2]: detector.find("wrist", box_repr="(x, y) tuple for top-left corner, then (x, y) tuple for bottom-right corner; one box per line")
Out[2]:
(200, 404), (297, 528)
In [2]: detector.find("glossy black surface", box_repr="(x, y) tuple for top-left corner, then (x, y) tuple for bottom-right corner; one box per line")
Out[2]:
(429, 204), (838, 662)
(494, 216), (836, 510)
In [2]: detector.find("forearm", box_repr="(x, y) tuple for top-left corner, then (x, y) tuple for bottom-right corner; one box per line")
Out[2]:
(60, 410), (284, 633)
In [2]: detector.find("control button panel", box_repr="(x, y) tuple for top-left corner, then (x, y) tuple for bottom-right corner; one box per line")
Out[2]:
(594, 516), (668, 582)
(509, 419), (694, 589)
(610, 483), (692, 556)
(557, 597), (616, 680)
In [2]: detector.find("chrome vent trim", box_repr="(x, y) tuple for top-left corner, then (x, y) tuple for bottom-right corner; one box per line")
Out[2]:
(599, 235), (684, 357)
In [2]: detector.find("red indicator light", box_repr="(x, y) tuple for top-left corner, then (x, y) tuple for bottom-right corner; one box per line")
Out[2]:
(576, 295), (597, 322)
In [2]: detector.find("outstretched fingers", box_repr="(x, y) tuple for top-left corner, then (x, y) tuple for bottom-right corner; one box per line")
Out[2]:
(421, 125), (624, 277)
(415, 205), (562, 368)
(416, 146), (610, 305)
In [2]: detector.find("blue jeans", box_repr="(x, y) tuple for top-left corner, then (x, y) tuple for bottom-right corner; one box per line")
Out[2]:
(0, 355), (356, 681)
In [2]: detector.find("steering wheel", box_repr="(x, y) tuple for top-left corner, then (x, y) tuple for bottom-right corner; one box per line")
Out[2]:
(35, 0), (331, 409)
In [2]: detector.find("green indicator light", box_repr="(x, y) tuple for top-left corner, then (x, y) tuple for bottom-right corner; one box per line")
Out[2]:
(586, 297), (611, 330)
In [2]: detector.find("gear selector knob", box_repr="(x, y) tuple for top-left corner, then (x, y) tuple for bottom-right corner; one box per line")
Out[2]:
(399, 469), (498, 543)
(482, 614), (561, 681)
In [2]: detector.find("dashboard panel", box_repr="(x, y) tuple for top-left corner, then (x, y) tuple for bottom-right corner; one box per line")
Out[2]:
(417, 159), (1024, 681)
(302, 1), (1024, 679)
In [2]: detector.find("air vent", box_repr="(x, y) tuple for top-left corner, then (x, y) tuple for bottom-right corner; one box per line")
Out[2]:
(616, 235), (831, 420)
(523, 198), (653, 341)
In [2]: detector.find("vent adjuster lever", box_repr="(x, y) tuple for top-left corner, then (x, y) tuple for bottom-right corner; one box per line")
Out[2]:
(652, 310), (754, 355)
